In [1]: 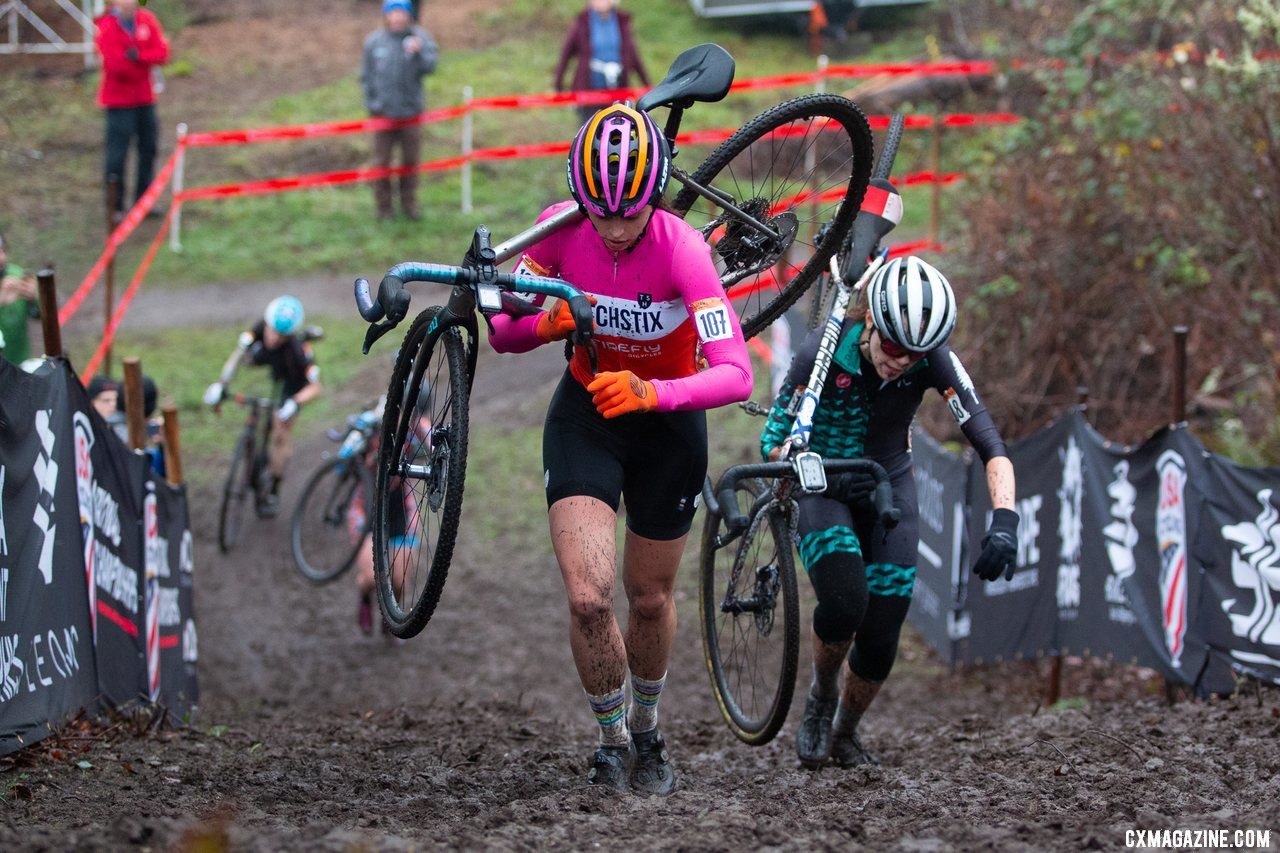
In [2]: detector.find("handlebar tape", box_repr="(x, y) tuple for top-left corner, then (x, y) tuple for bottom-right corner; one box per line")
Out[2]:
(354, 277), (382, 322)
(719, 485), (748, 535)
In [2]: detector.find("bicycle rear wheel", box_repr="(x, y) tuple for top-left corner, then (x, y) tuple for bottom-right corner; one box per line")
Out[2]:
(218, 432), (252, 553)
(373, 306), (470, 639)
(290, 455), (373, 584)
(672, 94), (873, 339)
(700, 479), (800, 745)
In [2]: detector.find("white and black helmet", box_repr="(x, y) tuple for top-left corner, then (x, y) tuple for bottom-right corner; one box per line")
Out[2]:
(868, 256), (957, 353)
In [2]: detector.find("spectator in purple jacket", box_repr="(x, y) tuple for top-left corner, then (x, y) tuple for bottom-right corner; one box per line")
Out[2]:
(553, 0), (650, 125)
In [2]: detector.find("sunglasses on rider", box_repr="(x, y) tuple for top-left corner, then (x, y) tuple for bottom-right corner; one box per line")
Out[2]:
(874, 329), (916, 360)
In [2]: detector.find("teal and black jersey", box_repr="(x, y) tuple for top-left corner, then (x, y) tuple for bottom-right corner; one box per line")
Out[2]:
(760, 320), (1006, 475)
(761, 318), (1010, 685)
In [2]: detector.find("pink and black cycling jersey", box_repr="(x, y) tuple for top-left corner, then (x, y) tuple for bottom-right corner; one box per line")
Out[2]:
(487, 201), (752, 412)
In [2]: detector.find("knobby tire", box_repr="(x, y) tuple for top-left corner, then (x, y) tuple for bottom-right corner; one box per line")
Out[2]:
(218, 431), (252, 553)
(672, 94), (873, 339)
(290, 454), (374, 585)
(372, 306), (470, 639)
(699, 481), (800, 745)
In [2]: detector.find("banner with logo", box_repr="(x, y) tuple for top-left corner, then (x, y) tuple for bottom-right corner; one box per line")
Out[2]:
(151, 479), (199, 721)
(906, 411), (1270, 692)
(907, 427), (970, 659)
(0, 357), (200, 753)
(1196, 455), (1280, 686)
(957, 414), (1067, 665)
(68, 377), (151, 709)
(0, 361), (99, 755)
(1069, 423), (1224, 688)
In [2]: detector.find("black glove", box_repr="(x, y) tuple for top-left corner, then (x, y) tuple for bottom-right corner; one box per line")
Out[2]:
(973, 507), (1019, 581)
(825, 468), (876, 509)
(125, 47), (140, 61)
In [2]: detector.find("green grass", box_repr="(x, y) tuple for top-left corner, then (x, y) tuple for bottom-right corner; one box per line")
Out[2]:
(2, 0), (960, 290)
(8, 0), (996, 476)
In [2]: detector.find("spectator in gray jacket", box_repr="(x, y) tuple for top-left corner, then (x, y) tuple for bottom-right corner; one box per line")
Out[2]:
(361, 0), (438, 221)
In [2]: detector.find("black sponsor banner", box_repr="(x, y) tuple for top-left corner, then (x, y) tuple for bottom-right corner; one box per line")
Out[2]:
(907, 426), (969, 658)
(150, 479), (199, 721)
(1072, 423), (1222, 689)
(958, 414), (1067, 665)
(1196, 454), (1280, 686)
(0, 360), (99, 755)
(67, 378), (150, 708)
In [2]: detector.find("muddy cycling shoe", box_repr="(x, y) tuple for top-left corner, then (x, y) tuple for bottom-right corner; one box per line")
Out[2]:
(257, 493), (280, 519)
(830, 730), (880, 768)
(357, 594), (373, 636)
(586, 743), (635, 792)
(630, 729), (677, 796)
(796, 693), (838, 768)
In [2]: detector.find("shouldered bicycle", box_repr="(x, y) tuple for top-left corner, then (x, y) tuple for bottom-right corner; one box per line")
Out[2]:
(353, 43), (877, 639)
(699, 115), (908, 745)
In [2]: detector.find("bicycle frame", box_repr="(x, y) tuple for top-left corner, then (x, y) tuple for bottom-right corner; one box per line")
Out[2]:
(783, 252), (886, 455)
(237, 395), (276, 497)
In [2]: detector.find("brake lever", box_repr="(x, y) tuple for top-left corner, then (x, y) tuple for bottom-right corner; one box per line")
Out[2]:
(362, 321), (396, 355)
(566, 292), (598, 374)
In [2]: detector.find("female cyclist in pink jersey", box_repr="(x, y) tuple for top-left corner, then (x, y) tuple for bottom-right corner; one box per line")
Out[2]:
(488, 104), (753, 795)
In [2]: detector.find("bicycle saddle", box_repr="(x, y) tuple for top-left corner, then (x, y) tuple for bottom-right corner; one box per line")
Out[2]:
(637, 43), (735, 112)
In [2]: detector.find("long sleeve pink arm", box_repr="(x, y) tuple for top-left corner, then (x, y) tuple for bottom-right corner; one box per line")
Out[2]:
(648, 233), (754, 412)
(650, 342), (753, 412)
(487, 309), (546, 354)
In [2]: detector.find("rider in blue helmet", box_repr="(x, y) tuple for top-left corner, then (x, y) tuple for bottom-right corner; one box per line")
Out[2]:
(204, 296), (323, 516)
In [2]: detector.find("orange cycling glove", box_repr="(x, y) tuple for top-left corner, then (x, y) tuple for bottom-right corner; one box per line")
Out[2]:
(587, 370), (659, 419)
(535, 296), (595, 343)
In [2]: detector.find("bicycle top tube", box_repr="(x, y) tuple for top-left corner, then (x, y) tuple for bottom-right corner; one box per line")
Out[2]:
(489, 205), (583, 265)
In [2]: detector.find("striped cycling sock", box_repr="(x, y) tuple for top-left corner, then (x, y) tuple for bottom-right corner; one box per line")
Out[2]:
(629, 671), (666, 735)
(586, 684), (630, 747)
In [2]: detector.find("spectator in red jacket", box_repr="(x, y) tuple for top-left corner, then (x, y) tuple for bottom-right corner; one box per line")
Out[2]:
(553, 0), (649, 125)
(94, 0), (170, 220)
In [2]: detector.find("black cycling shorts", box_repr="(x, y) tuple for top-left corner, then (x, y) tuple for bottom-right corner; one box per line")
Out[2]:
(797, 465), (920, 596)
(543, 371), (708, 541)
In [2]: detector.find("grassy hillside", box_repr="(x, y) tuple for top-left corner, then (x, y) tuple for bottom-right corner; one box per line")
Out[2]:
(1, 0), (953, 289)
(1, 0), (1000, 466)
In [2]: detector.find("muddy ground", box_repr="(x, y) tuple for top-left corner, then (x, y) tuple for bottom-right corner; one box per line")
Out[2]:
(4, 453), (1280, 852)
(4, 268), (1280, 850)
(4, 1), (1280, 850)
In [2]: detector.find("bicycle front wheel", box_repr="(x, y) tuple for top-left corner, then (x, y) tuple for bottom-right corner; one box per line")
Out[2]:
(218, 432), (253, 553)
(373, 306), (470, 639)
(672, 94), (873, 339)
(290, 455), (373, 584)
(700, 479), (800, 745)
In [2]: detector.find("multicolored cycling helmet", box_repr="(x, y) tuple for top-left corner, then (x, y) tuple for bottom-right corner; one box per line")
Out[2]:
(567, 104), (671, 218)
(867, 256), (957, 353)
(264, 295), (305, 336)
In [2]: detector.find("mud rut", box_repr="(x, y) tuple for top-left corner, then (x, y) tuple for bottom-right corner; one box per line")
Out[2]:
(3, 272), (1277, 851)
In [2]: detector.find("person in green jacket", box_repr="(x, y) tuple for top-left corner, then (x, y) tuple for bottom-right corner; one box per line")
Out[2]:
(0, 231), (39, 365)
